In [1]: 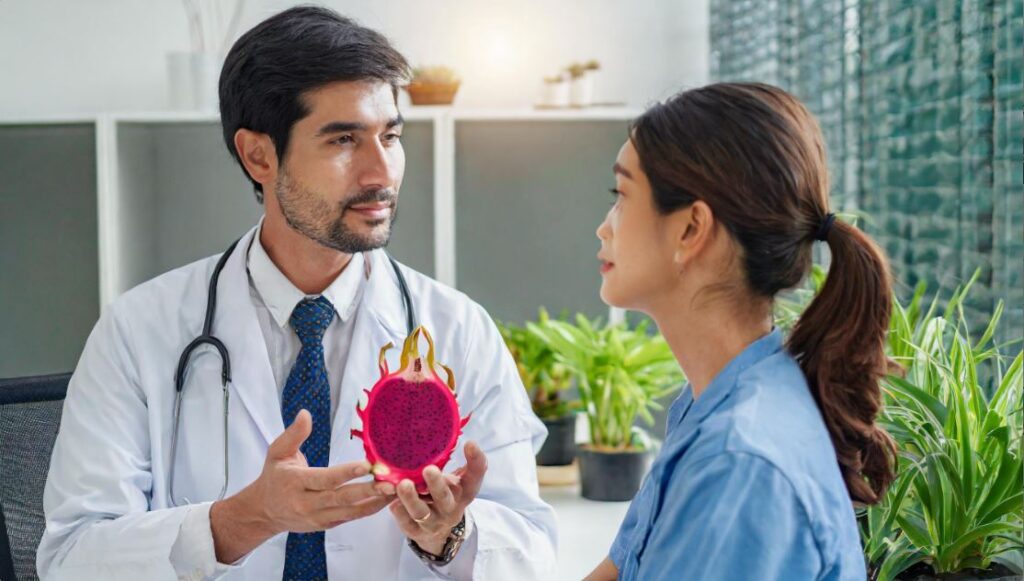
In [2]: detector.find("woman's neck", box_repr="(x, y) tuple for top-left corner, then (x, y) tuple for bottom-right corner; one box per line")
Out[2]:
(650, 294), (773, 398)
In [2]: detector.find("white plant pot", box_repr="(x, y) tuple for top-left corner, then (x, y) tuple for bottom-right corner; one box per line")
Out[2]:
(541, 81), (570, 107)
(167, 51), (220, 112)
(569, 73), (594, 107)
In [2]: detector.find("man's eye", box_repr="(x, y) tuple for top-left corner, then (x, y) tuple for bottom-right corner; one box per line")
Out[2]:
(333, 135), (354, 145)
(384, 133), (402, 142)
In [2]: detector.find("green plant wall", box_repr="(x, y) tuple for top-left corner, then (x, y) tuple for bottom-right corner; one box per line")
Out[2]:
(710, 0), (1023, 346)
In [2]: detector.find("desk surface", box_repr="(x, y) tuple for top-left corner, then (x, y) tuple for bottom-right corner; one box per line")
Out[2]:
(540, 485), (631, 580)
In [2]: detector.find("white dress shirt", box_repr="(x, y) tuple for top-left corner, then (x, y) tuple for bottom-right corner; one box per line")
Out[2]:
(169, 222), (471, 579)
(245, 221), (366, 423)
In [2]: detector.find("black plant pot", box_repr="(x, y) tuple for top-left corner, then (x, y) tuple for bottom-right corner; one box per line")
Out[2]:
(895, 562), (1019, 580)
(577, 446), (652, 501)
(536, 414), (578, 466)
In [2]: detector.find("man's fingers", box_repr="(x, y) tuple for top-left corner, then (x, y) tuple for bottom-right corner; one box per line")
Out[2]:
(269, 409), (313, 460)
(460, 441), (488, 499)
(424, 466), (456, 513)
(303, 461), (371, 491)
(397, 479), (433, 525)
(322, 481), (392, 508)
(388, 499), (420, 537)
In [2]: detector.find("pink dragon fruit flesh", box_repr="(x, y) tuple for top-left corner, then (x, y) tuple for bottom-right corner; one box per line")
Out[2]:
(350, 326), (470, 495)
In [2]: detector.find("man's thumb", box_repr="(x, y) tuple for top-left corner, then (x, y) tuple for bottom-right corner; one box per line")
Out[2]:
(271, 409), (312, 459)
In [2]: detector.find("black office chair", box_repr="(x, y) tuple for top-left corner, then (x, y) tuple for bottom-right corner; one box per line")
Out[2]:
(0, 373), (71, 581)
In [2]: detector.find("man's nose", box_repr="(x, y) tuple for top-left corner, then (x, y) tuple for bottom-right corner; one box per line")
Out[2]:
(357, 139), (398, 190)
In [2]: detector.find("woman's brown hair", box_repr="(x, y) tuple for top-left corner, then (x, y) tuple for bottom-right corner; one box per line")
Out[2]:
(631, 82), (896, 504)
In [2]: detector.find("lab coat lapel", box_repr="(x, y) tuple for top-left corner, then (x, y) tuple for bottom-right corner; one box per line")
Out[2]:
(214, 225), (284, 446)
(330, 250), (408, 463)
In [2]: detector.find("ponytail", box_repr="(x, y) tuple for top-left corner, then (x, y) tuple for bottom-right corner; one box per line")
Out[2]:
(787, 219), (897, 504)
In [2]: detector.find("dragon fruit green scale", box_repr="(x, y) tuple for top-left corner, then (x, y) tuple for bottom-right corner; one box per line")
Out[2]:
(350, 326), (470, 494)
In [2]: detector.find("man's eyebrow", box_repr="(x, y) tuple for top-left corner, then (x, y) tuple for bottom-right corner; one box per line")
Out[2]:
(613, 162), (633, 179)
(316, 121), (366, 136)
(315, 115), (405, 137)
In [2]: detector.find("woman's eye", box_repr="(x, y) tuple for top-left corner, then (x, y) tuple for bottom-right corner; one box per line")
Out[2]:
(609, 187), (623, 206)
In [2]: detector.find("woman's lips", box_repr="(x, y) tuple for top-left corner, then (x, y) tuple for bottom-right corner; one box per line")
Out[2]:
(600, 260), (615, 274)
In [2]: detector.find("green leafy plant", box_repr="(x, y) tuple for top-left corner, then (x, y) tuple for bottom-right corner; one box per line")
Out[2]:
(774, 263), (827, 331)
(497, 308), (575, 420)
(772, 263), (1023, 578)
(529, 314), (684, 450)
(410, 65), (460, 85)
(864, 275), (1023, 580)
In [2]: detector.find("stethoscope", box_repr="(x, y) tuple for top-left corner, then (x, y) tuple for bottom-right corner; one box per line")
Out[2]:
(168, 237), (418, 507)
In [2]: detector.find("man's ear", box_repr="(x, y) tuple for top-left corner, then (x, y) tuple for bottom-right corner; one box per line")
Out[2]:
(233, 129), (278, 189)
(672, 200), (715, 268)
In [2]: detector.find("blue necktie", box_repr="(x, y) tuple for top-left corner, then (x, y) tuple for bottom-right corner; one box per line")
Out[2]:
(282, 296), (335, 581)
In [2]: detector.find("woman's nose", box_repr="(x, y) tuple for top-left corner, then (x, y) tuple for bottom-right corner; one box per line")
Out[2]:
(596, 214), (611, 241)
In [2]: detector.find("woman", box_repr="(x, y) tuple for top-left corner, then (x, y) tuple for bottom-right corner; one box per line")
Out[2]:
(584, 83), (895, 580)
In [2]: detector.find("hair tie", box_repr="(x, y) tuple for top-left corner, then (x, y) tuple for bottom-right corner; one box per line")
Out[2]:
(815, 213), (836, 241)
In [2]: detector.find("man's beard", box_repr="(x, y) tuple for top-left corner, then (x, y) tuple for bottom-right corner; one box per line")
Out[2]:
(274, 168), (398, 254)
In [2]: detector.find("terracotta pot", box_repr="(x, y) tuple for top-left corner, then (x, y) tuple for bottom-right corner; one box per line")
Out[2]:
(406, 82), (460, 105)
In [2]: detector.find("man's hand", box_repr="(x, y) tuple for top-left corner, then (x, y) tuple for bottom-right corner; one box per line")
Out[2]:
(210, 410), (395, 563)
(388, 441), (488, 556)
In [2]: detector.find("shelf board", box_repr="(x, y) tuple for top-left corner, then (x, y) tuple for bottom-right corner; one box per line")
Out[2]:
(450, 107), (643, 121)
(0, 114), (98, 126)
(1, 107), (643, 126)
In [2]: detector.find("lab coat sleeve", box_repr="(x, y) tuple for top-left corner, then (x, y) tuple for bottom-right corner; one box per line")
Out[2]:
(169, 502), (248, 579)
(397, 304), (558, 580)
(36, 305), (223, 580)
(635, 451), (823, 580)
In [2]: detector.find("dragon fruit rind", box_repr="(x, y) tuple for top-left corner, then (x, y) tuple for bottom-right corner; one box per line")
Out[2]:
(350, 326), (470, 494)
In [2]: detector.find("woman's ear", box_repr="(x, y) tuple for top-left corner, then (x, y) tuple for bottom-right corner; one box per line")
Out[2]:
(673, 200), (715, 268)
(233, 129), (278, 189)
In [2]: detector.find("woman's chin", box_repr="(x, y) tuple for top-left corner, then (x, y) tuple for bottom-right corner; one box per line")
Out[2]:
(599, 281), (630, 310)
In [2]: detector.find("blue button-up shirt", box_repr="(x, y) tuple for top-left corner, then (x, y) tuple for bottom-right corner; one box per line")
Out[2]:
(609, 329), (866, 580)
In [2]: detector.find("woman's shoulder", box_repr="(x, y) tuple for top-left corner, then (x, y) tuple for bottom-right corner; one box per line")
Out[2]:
(707, 349), (832, 460)
(680, 350), (862, 564)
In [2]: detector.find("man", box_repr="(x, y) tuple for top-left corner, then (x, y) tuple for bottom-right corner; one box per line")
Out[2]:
(37, 6), (556, 580)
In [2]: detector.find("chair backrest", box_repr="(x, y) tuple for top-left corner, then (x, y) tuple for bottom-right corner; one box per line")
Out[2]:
(0, 373), (71, 581)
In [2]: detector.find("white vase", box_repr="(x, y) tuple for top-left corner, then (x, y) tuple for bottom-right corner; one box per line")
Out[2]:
(541, 81), (570, 107)
(167, 52), (220, 112)
(569, 73), (594, 107)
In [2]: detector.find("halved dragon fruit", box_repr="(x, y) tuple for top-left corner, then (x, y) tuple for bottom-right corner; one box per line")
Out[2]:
(350, 326), (470, 494)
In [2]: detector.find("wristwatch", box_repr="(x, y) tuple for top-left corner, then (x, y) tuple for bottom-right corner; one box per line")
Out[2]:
(408, 514), (468, 567)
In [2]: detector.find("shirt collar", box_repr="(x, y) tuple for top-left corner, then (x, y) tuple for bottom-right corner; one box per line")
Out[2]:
(683, 328), (785, 425)
(247, 219), (365, 328)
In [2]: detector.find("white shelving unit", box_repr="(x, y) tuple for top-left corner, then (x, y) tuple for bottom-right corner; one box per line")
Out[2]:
(1, 106), (640, 377)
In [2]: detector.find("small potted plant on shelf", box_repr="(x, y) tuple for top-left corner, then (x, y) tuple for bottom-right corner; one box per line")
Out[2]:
(498, 309), (578, 466)
(567, 60), (600, 107)
(405, 65), (461, 106)
(532, 314), (684, 501)
(540, 73), (570, 108)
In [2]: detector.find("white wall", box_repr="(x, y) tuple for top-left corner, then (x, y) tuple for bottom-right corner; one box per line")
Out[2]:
(0, 0), (708, 117)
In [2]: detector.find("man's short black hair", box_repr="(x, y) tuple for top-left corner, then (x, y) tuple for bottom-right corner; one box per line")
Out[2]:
(219, 5), (410, 202)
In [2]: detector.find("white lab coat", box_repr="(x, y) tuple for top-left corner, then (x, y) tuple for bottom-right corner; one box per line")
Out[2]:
(37, 225), (558, 580)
